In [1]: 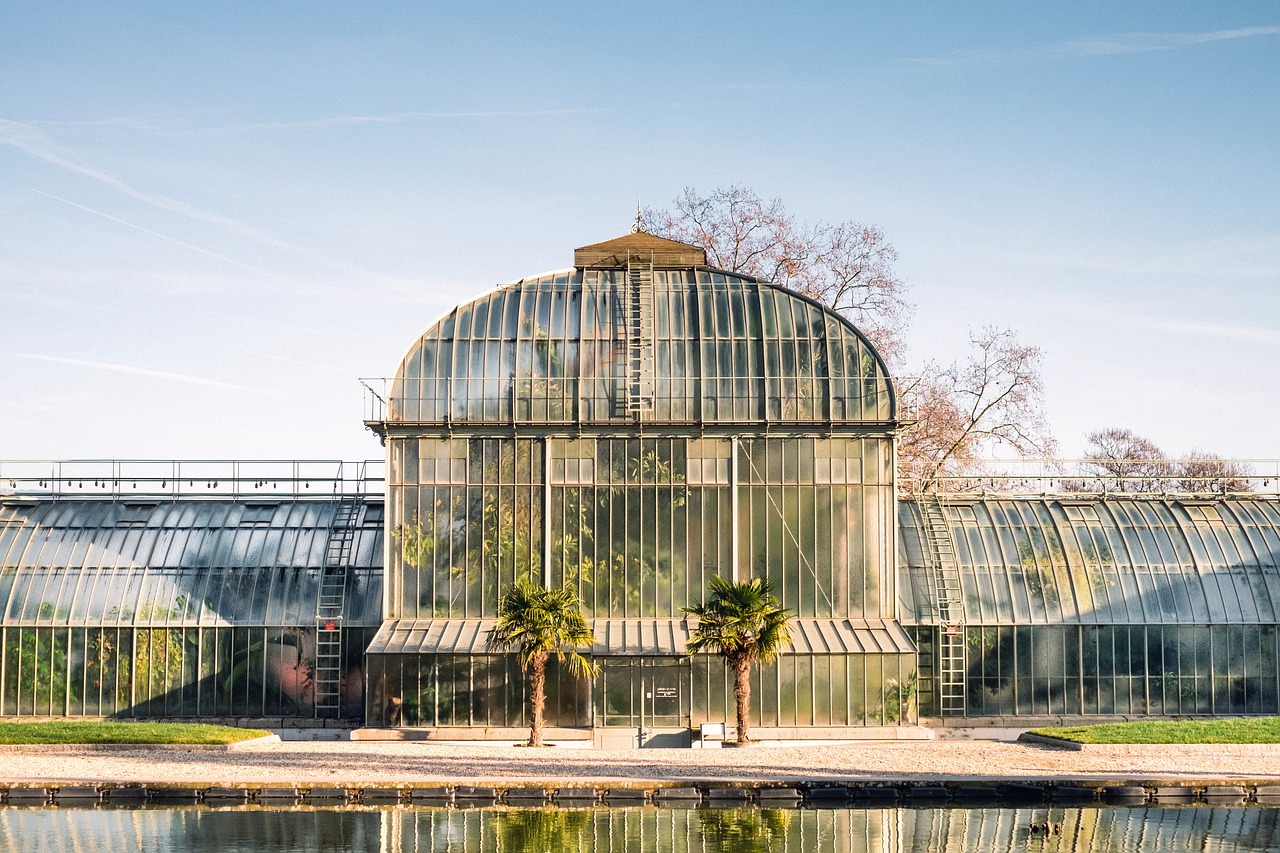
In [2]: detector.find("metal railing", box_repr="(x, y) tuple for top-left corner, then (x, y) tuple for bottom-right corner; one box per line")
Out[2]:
(360, 375), (896, 425)
(0, 459), (385, 500)
(901, 458), (1280, 497)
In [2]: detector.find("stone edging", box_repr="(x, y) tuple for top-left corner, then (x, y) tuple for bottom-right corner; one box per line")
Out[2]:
(0, 734), (281, 753)
(3, 778), (1280, 809)
(1018, 732), (1280, 753)
(1018, 733), (1085, 750)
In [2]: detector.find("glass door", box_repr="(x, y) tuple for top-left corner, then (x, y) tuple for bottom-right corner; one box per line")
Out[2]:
(595, 657), (691, 734)
(642, 659), (687, 728)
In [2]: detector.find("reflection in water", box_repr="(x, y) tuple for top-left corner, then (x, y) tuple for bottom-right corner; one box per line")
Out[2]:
(696, 808), (793, 853)
(1, 806), (1279, 853)
(488, 808), (593, 852)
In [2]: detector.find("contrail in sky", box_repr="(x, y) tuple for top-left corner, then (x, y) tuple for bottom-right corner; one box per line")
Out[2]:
(1, 118), (425, 291)
(5, 352), (262, 392)
(31, 189), (295, 284)
(0, 119), (299, 252)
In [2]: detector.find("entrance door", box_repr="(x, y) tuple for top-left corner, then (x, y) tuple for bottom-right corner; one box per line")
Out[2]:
(638, 658), (690, 747)
(595, 657), (692, 747)
(641, 659), (686, 728)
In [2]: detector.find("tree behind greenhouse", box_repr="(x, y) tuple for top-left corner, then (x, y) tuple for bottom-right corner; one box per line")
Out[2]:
(642, 186), (1055, 492)
(1069, 428), (1252, 494)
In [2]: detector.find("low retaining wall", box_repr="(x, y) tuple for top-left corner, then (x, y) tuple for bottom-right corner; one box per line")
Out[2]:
(350, 726), (933, 744)
(3, 779), (1278, 808)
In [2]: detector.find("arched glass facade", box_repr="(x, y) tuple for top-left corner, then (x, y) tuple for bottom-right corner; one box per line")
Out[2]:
(388, 268), (894, 426)
(369, 234), (912, 737)
(900, 497), (1280, 717)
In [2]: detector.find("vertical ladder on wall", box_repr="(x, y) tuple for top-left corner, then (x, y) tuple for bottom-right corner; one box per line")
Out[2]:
(314, 497), (360, 718)
(625, 259), (655, 418)
(917, 492), (967, 716)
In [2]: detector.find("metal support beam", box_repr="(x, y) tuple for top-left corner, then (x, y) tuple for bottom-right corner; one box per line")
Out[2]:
(730, 436), (740, 582)
(543, 439), (552, 588)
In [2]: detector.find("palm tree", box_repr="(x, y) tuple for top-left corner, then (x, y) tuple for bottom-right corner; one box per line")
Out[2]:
(683, 575), (792, 745)
(486, 578), (598, 746)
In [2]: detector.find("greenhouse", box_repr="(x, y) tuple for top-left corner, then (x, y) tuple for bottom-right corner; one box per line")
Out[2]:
(900, 495), (1280, 718)
(0, 230), (1277, 738)
(365, 232), (912, 744)
(0, 463), (382, 721)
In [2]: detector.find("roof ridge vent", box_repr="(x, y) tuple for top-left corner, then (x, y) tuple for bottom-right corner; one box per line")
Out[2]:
(574, 232), (707, 268)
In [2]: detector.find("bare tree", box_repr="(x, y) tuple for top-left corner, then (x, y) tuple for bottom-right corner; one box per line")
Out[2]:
(1072, 428), (1173, 493)
(899, 328), (1055, 492)
(1176, 452), (1252, 493)
(641, 186), (910, 365)
(1068, 429), (1251, 494)
(643, 186), (1055, 490)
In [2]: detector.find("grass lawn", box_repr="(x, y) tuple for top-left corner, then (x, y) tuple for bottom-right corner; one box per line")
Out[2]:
(1030, 717), (1280, 745)
(0, 721), (271, 745)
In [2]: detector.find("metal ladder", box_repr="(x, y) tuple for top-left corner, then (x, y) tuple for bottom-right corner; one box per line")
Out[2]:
(625, 260), (655, 418)
(917, 492), (966, 716)
(314, 497), (360, 718)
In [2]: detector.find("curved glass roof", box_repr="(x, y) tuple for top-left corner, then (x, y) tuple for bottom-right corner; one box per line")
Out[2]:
(899, 497), (1280, 625)
(389, 266), (895, 427)
(0, 499), (384, 627)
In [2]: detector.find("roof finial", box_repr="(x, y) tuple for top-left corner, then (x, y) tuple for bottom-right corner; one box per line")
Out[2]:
(631, 203), (645, 234)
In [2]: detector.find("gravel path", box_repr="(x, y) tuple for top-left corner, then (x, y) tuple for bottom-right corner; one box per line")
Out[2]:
(4, 741), (1280, 786)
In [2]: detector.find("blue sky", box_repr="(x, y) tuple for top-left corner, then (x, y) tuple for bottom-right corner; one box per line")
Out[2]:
(2, 2), (1277, 463)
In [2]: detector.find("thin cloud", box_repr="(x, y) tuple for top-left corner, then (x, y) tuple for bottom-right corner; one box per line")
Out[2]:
(236, 315), (373, 345)
(705, 82), (818, 94)
(247, 349), (353, 375)
(157, 109), (594, 136)
(1045, 294), (1280, 347)
(5, 352), (264, 392)
(24, 108), (596, 137)
(911, 25), (1280, 66)
(962, 232), (1280, 280)
(1127, 316), (1280, 347)
(28, 116), (175, 132)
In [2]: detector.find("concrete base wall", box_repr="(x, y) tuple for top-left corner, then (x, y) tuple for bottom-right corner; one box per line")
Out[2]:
(352, 725), (933, 747)
(351, 726), (592, 742)
(0, 715), (356, 729)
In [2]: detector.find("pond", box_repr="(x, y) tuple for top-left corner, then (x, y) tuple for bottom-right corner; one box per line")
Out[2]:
(4, 805), (1279, 852)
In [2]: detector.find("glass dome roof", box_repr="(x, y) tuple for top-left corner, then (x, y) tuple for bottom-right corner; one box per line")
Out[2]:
(389, 241), (895, 428)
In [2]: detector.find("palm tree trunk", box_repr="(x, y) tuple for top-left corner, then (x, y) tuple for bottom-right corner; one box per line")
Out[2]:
(732, 655), (751, 744)
(528, 650), (548, 746)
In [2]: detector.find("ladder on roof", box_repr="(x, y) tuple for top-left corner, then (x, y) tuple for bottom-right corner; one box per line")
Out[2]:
(917, 492), (966, 716)
(624, 260), (655, 418)
(314, 496), (360, 718)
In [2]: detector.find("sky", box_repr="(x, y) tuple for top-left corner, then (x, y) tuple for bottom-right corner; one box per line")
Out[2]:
(1, 2), (1277, 465)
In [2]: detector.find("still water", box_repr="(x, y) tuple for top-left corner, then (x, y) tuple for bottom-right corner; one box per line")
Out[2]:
(3, 806), (1279, 853)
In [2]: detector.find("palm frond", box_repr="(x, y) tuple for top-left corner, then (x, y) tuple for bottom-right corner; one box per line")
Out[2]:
(683, 575), (792, 662)
(486, 577), (598, 675)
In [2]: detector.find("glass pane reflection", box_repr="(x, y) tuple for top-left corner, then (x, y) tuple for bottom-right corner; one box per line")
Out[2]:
(5, 807), (1280, 853)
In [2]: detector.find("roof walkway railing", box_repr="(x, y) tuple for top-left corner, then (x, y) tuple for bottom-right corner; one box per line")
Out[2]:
(0, 459), (385, 501)
(903, 457), (1280, 498)
(360, 374), (895, 426)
